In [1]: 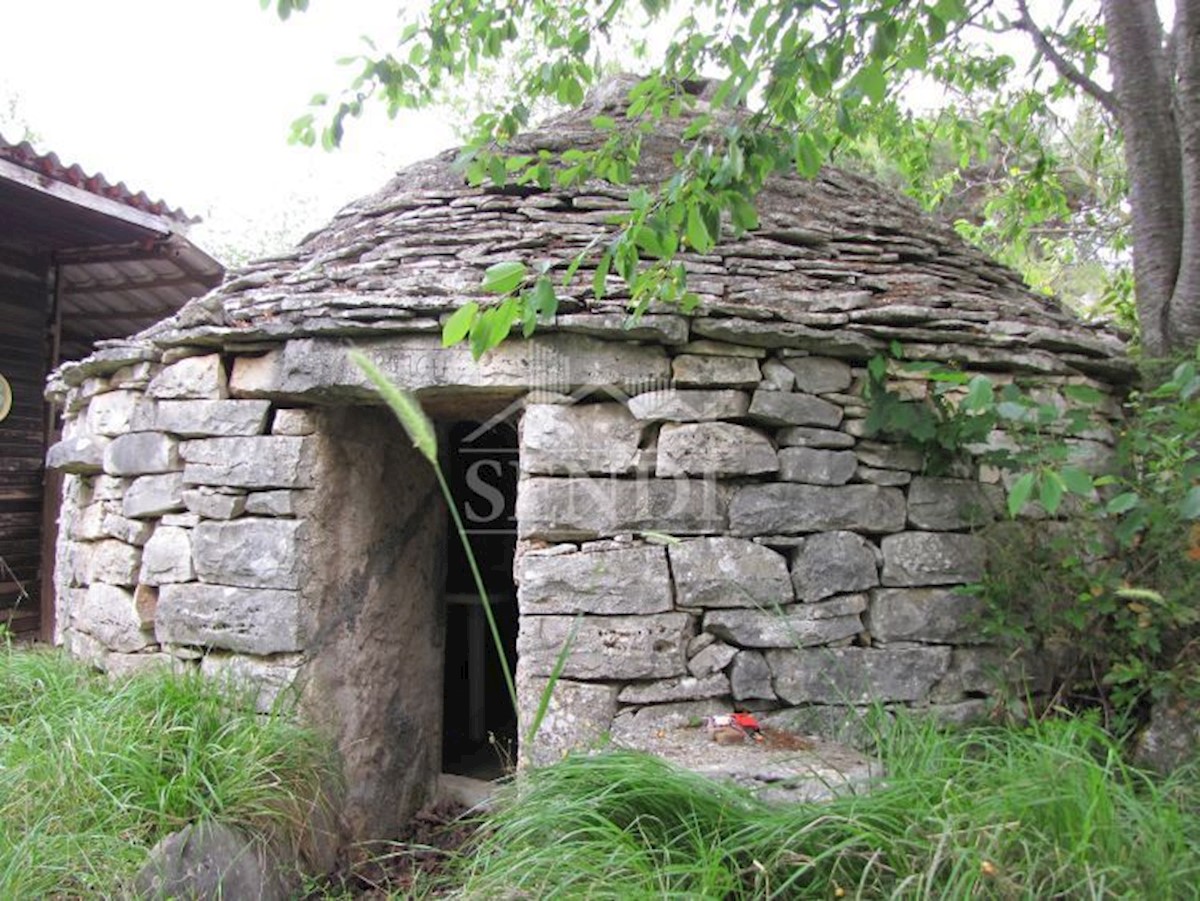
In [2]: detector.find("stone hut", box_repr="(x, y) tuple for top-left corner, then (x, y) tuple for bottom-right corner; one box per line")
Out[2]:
(45, 79), (1131, 842)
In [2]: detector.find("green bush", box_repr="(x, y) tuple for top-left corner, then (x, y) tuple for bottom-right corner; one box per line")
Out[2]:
(0, 645), (336, 897)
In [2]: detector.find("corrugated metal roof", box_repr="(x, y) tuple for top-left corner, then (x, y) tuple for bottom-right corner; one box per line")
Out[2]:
(0, 133), (199, 226)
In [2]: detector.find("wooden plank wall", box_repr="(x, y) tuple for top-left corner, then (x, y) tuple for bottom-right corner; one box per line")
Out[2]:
(0, 264), (48, 634)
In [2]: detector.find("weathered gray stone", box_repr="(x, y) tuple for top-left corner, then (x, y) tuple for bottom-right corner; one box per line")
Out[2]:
(92, 475), (128, 500)
(855, 441), (924, 471)
(101, 511), (154, 546)
(161, 512), (201, 527)
(63, 626), (109, 667)
(730, 650), (775, 700)
(783, 357), (853, 394)
(609, 699), (729, 746)
(519, 672), (621, 766)
(688, 639), (739, 676)
(517, 613), (691, 679)
(627, 389), (750, 421)
(907, 477), (998, 530)
(517, 545), (672, 615)
(123, 473), (186, 518)
(672, 354), (761, 388)
(679, 340), (766, 358)
(704, 597), (866, 648)
(156, 583), (303, 653)
(244, 490), (301, 517)
(86, 390), (154, 436)
(930, 647), (1050, 700)
(200, 653), (303, 713)
(617, 673), (731, 704)
(147, 354), (227, 400)
(778, 447), (857, 485)
(74, 583), (153, 652)
(192, 519), (304, 589)
(762, 705), (887, 750)
(657, 422), (778, 477)
(730, 484), (906, 535)
(181, 436), (315, 489)
(881, 532), (986, 586)
(103, 432), (180, 476)
(271, 408), (317, 435)
(154, 399), (271, 437)
(520, 403), (643, 475)
(89, 540), (142, 586)
(517, 477), (726, 539)
(134, 583), (158, 627)
(759, 359), (796, 391)
(748, 390), (843, 428)
(104, 652), (176, 679)
(791, 531), (879, 601)
(669, 537), (792, 608)
(46, 434), (110, 473)
(1135, 699), (1200, 774)
(183, 488), (248, 520)
(768, 646), (952, 703)
(230, 334), (671, 399)
(140, 526), (195, 585)
(857, 466), (912, 486)
(868, 588), (986, 644)
(72, 502), (107, 541)
(775, 426), (856, 449)
(132, 821), (296, 901)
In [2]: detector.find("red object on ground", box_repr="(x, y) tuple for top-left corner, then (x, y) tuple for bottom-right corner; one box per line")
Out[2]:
(731, 712), (762, 733)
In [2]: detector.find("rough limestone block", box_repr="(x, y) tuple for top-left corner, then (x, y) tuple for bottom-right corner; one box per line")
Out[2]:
(72, 502), (107, 541)
(730, 650), (775, 700)
(86, 390), (155, 436)
(759, 359), (797, 391)
(704, 596), (865, 648)
(123, 473), (186, 519)
(200, 653), (303, 713)
(183, 488), (247, 520)
(931, 647), (1049, 701)
(868, 588), (987, 644)
(244, 490), (300, 517)
(776, 426), (856, 449)
(92, 475), (128, 500)
(192, 519), (304, 589)
(74, 583), (153, 652)
(104, 653), (176, 679)
(518, 671), (620, 767)
(617, 673), (730, 704)
(101, 511), (154, 546)
(156, 584), (302, 654)
(520, 403), (643, 475)
(181, 436), (314, 489)
(89, 540), (142, 586)
(147, 354), (227, 400)
(669, 537), (792, 608)
(767, 646), (952, 704)
(154, 399), (271, 437)
(46, 435), (110, 474)
(657, 422), (778, 477)
(687, 640), (739, 677)
(881, 532), (986, 586)
(671, 354), (761, 388)
(857, 467), (912, 486)
(64, 627), (110, 667)
(134, 584), (158, 627)
(103, 432), (180, 476)
(140, 526), (195, 585)
(782, 357), (853, 394)
(748, 390), (843, 428)
(730, 484), (906, 535)
(517, 545), (672, 615)
(627, 389), (750, 422)
(791, 531), (879, 602)
(778, 447), (857, 485)
(516, 477), (726, 540)
(271, 408), (317, 436)
(855, 441), (924, 471)
(907, 477), (999, 530)
(517, 613), (691, 680)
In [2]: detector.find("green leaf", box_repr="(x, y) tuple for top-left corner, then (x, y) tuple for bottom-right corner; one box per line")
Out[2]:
(794, 134), (822, 178)
(1007, 471), (1036, 518)
(1058, 466), (1093, 496)
(1063, 384), (1105, 405)
(1180, 486), (1200, 520)
(963, 375), (994, 412)
(1039, 472), (1065, 515)
(686, 203), (713, 253)
(481, 260), (527, 294)
(858, 62), (887, 103)
(442, 301), (478, 347)
(593, 251), (612, 300)
(730, 195), (759, 231)
(1106, 491), (1140, 515)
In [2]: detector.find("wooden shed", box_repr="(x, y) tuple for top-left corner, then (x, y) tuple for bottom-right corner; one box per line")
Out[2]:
(0, 136), (223, 637)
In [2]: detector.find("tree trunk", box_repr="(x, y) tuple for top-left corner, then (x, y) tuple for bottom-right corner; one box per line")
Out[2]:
(1169, 0), (1200, 353)
(1101, 0), (1184, 357)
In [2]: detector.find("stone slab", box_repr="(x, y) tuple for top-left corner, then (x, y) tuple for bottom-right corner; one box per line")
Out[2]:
(154, 399), (272, 437)
(767, 646), (952, 703)
(868, 587), (987, 644)
(778, 447), (857, 485)
(518, 672), (621, 767)
(729, 484), (906, 535)
(517, 545), (672, 615)
(783, 357), (853, 394)
(516, 477), (726, 540)
(616, 673), (731, 704)
(156, 583), (303, 654)
(74, 583), (153, 653)
(192, 518), (304, 589)
(140, 526), (195, 585)
(703, 596), (866, 648)
(147, 354), (227, 400)
(103, 432), (180, 477)
(669, 537), (792, 608)
(671, 354), (761, 388)
(627, 389), (750, 422)
(748, 390), (843, 428)
(181, 436), (315, 489)
(907, 477), (999, 530)
(657, 422), (778, 477)
(880, 532), (987, 586)
(791, 531), (879, 602)
(517, 613), (691, 680)
(520, 403), (643, 475)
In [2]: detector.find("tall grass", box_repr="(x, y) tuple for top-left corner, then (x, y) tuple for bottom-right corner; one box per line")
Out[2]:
(0, 645), (336, 897)
(456, 713), (1200, 899)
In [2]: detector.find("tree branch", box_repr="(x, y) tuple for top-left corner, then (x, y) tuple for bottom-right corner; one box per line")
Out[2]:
(1014, 0), (1119, 117)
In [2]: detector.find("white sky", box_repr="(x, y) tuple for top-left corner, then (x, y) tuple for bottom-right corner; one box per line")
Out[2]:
(0, 0), (458, 262)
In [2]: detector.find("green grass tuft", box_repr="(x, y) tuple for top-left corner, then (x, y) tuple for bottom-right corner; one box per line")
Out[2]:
(0, 644), (336, 897)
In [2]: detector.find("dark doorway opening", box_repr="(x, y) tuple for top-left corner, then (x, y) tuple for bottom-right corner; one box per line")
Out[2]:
(441, 419), (519, 780)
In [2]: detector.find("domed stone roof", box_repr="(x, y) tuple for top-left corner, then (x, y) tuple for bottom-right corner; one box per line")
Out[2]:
(57, 76), (1132, 388)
